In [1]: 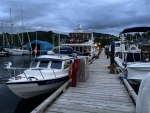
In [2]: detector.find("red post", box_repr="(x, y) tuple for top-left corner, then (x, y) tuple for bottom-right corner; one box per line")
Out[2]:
(72, 59), (80, 87)
(71, 62), (76, 87)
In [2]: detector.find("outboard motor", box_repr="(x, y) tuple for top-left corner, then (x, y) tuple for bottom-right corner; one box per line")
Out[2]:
(4, 62), (12, 69)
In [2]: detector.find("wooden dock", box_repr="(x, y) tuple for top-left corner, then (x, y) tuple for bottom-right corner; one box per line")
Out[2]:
(42, 51), (135, 113)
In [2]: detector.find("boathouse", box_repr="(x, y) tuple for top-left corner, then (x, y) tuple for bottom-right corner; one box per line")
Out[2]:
(25, 40), (53, 55)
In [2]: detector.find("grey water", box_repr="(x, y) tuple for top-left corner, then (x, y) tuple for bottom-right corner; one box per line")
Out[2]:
(0, 55), (53, 113)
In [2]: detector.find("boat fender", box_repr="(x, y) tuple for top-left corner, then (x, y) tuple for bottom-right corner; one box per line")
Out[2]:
(129, 45), (138, 52)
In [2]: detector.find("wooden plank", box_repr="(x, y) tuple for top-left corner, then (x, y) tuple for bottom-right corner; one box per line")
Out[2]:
(46, 102), (135, 113)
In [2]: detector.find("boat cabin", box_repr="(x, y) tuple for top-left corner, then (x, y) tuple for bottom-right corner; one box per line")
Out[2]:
(31, 55), (74, 70)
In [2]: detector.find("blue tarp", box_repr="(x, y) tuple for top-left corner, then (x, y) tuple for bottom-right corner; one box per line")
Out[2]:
(25, 40), (53, 54)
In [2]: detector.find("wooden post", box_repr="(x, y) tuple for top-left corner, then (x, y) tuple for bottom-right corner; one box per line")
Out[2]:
(110, 40), (116, 74)
(111, 45), (115, 65)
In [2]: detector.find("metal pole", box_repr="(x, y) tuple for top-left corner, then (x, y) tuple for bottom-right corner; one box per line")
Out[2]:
(10, 8), (13, 46)
(53, 36), (55, 46)
(35, 32), (37, 57)
(2, 22), (5, 47)
(58, 33), (60, 56)
(21, 4), (24, 45)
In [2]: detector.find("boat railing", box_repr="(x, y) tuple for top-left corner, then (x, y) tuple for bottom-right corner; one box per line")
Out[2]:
(4, 67), (57, 80)
(30, 68), (57, 78)
(4, 67), (28, 78)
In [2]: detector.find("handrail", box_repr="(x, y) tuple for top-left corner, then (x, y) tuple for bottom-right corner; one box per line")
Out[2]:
(4, 67), (57, 80)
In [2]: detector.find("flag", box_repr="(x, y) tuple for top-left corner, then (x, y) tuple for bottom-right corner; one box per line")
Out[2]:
(70, 37), (76, 43)
(34, 45), (37, 54)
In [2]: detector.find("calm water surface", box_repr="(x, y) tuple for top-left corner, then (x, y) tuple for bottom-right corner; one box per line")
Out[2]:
(0, 55), (53, 113)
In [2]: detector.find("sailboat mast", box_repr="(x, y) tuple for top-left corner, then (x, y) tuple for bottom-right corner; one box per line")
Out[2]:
(2, 22), (5, 47)
(10, 8), (13, 46)
(21, 4), (24, 45)
(58, 33), (60, 56)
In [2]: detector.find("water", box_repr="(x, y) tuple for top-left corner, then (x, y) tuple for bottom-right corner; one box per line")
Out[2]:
(0, 55), (53, 113)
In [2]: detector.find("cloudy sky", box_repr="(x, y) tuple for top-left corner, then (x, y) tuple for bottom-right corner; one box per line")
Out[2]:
(0, 0), (150, 36)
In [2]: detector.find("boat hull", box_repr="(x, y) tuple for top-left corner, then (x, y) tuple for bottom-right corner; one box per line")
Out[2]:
(11, 49), (23, 55)
(6, 76), (69, 99)
(127, 63), (150, 84)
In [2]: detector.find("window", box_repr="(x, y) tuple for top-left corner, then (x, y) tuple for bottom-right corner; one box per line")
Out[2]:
(80, 47), (82, 52)
(115, 43), (120, 47)
(64, 60), (71, 69)
(31, 60), (38, 68)
(39, 61), (49, 68)
(51, 61), (62, 69)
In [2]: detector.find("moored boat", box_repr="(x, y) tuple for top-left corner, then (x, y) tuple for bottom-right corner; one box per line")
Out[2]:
(114, 26), (150, 85)
(61, 23), (99, 61)
(0, 47), (11, 57)
(4, 55), (74, 98)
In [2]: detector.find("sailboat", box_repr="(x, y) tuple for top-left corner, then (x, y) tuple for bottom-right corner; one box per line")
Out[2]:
(8, 6), (30, 55)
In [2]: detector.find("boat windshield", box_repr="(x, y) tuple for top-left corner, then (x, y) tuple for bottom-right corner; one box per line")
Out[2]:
(39, 61), (49, 68)
(31, 60), (38, 68)
(51, 60), (62, 69)
(115, 43), (120, 47)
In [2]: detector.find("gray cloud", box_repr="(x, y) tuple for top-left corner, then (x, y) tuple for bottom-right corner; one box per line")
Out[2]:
(0, 0), (150, 36)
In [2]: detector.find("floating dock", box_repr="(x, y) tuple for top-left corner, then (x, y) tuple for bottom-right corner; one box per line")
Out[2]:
(33, 51), (135, 113)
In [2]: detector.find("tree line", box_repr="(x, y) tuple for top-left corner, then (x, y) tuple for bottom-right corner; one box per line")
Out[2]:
(1, 30), (149, 48)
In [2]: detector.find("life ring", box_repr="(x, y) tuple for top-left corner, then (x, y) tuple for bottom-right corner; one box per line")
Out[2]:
(129, 45), (138, 52)
(69, 63), (73, 78)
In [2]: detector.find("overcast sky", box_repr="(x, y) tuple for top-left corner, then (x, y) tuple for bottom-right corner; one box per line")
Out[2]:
(0, 0), (150, 36)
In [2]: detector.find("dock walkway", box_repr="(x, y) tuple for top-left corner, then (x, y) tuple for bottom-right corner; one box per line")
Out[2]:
(44, 51), (135, 113)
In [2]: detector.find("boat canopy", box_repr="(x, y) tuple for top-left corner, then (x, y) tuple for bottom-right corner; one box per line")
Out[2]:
(120, 27), (150, 34)
(25, 40), (53, 54)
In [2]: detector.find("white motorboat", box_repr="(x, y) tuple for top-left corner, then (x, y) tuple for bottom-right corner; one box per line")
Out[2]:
(114, 27), (150, 84)
(4, 55), (74, 99)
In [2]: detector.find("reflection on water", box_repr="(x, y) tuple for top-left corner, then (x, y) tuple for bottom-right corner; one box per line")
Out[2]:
(0, 55), (53, 113)
(0, 84), (21, 113)
(14, 92), (54, 113)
